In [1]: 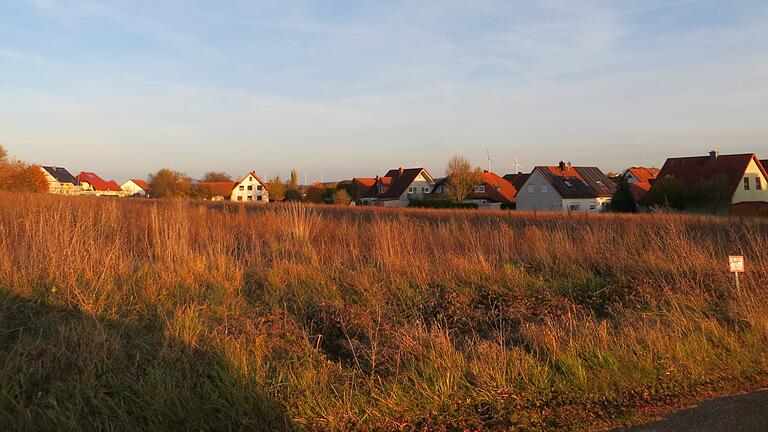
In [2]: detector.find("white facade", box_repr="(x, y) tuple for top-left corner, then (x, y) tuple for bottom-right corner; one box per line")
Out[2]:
(231, 172), (269, 203)
(516, 169), (611, 212)
(121, 180), (147, 197)
(399, 171), (434, 201)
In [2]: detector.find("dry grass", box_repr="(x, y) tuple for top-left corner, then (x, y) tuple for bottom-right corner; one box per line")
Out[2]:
(1, 192), (767, 431)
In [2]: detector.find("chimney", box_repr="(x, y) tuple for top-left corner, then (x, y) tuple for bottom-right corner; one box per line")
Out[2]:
(399, 167), (404, 175)
(709, 150), (719, 160)
(558, 161), (566, 171)
(566, 161), (572, 168)
(483, 169), (489, 174)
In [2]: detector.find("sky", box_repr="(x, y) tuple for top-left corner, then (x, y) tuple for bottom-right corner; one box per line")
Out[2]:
(1, 0), (767, 182)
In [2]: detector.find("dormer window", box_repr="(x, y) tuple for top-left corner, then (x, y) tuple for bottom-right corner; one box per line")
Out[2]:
(474, 185), (485, 193)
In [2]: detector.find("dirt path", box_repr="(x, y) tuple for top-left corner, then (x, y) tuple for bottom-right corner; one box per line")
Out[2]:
(621, 389), (768, 431)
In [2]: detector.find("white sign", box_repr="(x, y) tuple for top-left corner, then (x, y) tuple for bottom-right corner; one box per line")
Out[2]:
(729, 256), (745, 273)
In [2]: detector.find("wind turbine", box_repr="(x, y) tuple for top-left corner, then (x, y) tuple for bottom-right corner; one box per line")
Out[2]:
(486, 150), (492, 173)
(512, 156), (523, 174)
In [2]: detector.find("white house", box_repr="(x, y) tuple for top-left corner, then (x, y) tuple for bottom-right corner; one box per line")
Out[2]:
(40, 166), (80, 195)
(231, 172), (270, 203)
(516, 162), (616, 212)
(369, 167), (436, 207)
(121, 179), (150, 197)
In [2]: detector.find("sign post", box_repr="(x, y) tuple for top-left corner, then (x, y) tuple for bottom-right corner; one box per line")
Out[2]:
(729, 256), (745, 294)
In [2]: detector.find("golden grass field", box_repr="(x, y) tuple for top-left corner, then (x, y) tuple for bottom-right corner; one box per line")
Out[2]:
(1, 192), (767, 431)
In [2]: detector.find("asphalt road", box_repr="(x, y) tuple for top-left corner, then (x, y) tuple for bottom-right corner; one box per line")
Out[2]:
(621, 389), (768, 431)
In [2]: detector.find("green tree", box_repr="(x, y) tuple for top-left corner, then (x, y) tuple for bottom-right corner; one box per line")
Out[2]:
(692, 174), (731, 214)
(611, 176), (638, 213)
(148, 168), (192, 198)
(445, 155), (483, 202)
(267, 176), (287, 201)
(645, 176), (688, 210)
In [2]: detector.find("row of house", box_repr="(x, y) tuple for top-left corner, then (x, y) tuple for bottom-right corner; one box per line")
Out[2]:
(350, 151), (768, 215)
(38, 150), (768, 216)
(39, 165), (273, 202)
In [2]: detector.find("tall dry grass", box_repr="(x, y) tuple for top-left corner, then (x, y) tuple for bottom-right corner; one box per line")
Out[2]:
(0, 192), (767, 430)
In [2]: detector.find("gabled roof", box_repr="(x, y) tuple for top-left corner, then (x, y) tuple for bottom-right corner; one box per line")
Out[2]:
(76, 172), (123, 191)
(654, 153), (766, 198)
(434, 171), (517, 204)
(536, 166), (616, 198)
(503, 173), (530, 191)
(351, 177), (376, 198)
(41, 166), (77, 185)
(129, 179), (149, 191)
(625, 167), (660, 183)
(198, 181), (236, 197)
(378, 167), (434, 199)
(235, 171), (270, 194)
(629, 182), (652, 203)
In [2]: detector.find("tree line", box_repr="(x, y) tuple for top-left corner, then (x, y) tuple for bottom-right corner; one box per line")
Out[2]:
(0, 145), (48, 193)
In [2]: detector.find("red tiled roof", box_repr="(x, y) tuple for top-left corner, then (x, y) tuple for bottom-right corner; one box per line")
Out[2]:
(198, 181), (236, 197)
(626, 167), (660, 183)
(654, 153), (766, 199)
(629, 181), (652, 203)
(130, 179), (149, 191)
(76, 172), (123, 191)
(351, 178), (376, 198)
(435, 171), (517, 204)
(373, 167), (433, 199)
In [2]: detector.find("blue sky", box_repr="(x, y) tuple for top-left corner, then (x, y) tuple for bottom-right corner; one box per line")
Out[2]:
(1, 0), (767, 182)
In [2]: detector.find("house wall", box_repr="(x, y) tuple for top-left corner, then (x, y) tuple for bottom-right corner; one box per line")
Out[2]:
(516, 169), (564, 211)
(396, 172), (434, 201)
(40, 168), (80, 195)
(560, 197), (610, 212)
(121, 181), (146, 197)
(731, 159), (768, 204)
(231, 174), (269, 203)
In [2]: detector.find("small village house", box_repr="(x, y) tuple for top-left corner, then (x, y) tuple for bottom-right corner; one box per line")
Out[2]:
(76, 172), (125, 197)
(231, 172), (269, 203)
(350, 178), (376, 204)
(648, 151), (768, 215)
(198, 181), (236, 201)
(369, 167), (436, 207)
(516, 162), (616, 212)
(120, 179), (150, 197)
(432, 170), (517, 209)
(621, 166), (660, 208)
(39, 166), (79, 195)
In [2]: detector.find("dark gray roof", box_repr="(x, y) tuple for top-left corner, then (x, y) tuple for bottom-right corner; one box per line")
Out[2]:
(42, 166), (78, 185)
(537, 166), (616, 198)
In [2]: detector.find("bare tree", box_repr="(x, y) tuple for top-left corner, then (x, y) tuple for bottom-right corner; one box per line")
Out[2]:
(444, 155), (483, 202)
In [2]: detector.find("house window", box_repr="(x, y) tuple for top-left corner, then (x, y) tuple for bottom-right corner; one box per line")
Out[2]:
(474, 185), (485, 193)
(408, 187), (416, 193)
(247, 185), (253, 191)
(237, 196), (243, 202)
(744, 177), (750, 190)
(569, 202), (580, 211)
(757, 177), (763, 190)
(541, 185), (548, 193)
(257, 185), (263, 191)
(257, 195), (263, 201)
(589, 203), (596, 211)
(379, 186), (385, 194)
(247, 196), (253, 201)
(422, 186), (430, 193)
(527, 185), (535, 193)
(239, 185), (244, 191)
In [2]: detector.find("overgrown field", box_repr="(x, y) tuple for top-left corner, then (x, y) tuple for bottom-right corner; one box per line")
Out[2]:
(1, 193), (767, 431)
